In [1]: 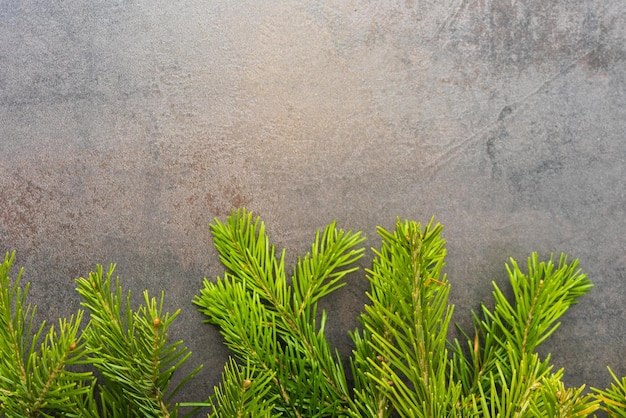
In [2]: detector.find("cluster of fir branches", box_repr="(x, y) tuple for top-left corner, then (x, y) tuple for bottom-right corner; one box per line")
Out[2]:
(195, 209), (626, 417)
(0, 252), (201, 418)
(2, 208), (626, 417)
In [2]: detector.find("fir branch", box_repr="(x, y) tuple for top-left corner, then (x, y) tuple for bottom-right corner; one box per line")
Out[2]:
(452, 253), (595, 414)
(355, 218), (461, 417)
(0, 252), (93, 417)
(531, 372), (599, 417)
(593, 368), (626, 417)
(207, 358), (280, 417)
(495, 253), (593, 357)
(76, 264), (201, 417)
(0, 252), (32, 392)
(27, 313), (90, 415)
(196, 209), (364, 416)
(291, 220), (363, 319)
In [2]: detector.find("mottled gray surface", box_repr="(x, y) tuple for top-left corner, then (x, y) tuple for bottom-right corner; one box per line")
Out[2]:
(1, 0), (625, 408)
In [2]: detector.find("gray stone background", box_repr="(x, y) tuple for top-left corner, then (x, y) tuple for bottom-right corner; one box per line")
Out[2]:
(1, 0), (625, 409)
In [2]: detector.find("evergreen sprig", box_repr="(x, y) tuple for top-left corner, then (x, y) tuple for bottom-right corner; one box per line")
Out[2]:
(451, 253), (598, 415)
(594, 368), (626, 417)
(75, 264), (202, 418)
(194, 209), (365, 417)
(0, 251), (92, 417)
(351, 218), (462, 417)
(0, 252), (201, 417)
(206, 358), (280, 417)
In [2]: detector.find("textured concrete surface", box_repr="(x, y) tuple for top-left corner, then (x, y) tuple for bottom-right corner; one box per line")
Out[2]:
(1, 0), (625, 407)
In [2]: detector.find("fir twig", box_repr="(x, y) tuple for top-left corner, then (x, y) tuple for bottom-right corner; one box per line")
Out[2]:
(593, 367), (626, 417)
(352, 218), (462, 417)
(195, 209), (365, 416)
(0, 251), (93, 417)
(75, 264), (202, 417)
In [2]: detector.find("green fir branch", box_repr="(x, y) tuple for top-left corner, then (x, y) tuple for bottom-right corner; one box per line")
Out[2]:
(0, 251), (93, 417)
(530, 371), (599, 418)
(195, 209), (365, 417)
(75, 264), (201, 417)
(594, 367), (626, 417)
(452, 252), (595, 413)
(206, 358), (280, 417)
(353, 218), (462, 417)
